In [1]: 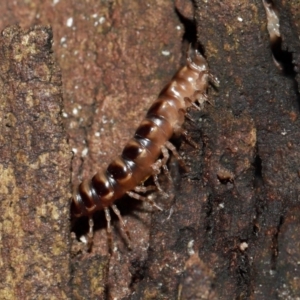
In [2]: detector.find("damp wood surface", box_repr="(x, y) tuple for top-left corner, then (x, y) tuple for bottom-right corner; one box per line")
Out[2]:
(0, 26), (71, 299)
(0, 0), (300, 299)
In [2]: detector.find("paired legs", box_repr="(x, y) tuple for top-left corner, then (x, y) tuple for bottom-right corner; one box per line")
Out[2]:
(85, 140), (184, 251)
(84, 111), (209, 251)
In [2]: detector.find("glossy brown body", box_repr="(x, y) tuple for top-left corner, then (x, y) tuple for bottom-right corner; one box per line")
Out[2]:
(71, 50), (210, 218)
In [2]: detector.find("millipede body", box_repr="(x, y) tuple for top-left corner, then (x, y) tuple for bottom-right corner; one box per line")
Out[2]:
(71, 47), (214, 242)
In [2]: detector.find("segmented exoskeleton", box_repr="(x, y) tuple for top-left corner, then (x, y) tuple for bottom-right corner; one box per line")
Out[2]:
(71, 47), (216, 247)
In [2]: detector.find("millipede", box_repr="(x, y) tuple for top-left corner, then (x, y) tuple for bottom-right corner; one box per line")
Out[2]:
(71, 45), (217, 248)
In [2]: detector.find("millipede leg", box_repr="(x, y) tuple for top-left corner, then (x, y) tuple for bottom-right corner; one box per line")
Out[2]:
(127, 191), (163, 211)
(185, 97), (201, 111)
(161, 145), (172, 182)
(165, 140), (187, 161)
(134, 185), (156, 193)
(208, 72), (220, 87)
(180, 130), (199, 150)
(197, 92), (214, 108)
(153, 173), (167, 197)
(111, 204), (131, 248)
(152, 160), (165, 192)
(104, 207), (114, 252)
(185, 112), (197, 123)
(87, 217), (94, 251)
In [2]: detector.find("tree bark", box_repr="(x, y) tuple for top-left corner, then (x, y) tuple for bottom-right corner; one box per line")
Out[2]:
(0, 25), (71, 299)
(0, 1), (299, 299)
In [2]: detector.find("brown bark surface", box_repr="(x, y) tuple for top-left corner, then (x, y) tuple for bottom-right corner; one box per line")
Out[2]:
(0, 25), (71, 299)
(0, 0), (299, 299)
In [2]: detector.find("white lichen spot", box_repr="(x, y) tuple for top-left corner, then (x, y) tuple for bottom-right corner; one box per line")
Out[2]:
(239, 242), (248, 251)
(53, 0), (60, 5)
(237, 17), (243, 22)
(95, 132), (100, 137)
(219, 202), (225, 209)
(176, 25), (181, 30)
(72, 107), (78, 115)
(60, 36), (67, 44)
(92, 13), (98, 18)
(187, 240), (195, 255)
(269, 269), (276, 276)
(81, 147), (89, 157)
(99, 16), (106, 24)
(79, 235), (88, 244)
(162, 50), (170, 56)
(72, 148), (78, 154)
(281, 129), (287, 136)
(66, 17), (73, 27)
(62, 112), (68, 118)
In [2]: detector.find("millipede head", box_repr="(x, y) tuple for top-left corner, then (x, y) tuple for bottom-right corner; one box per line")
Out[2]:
(186, 44), (208, 73)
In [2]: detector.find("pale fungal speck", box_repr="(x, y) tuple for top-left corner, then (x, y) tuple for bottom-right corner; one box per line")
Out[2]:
(187, 240), (195, 255)
(99, 17), (106, 24)
(72, 148), (78, 154)
(237, 17), (243, 22)
(62, 112), (68, 118)
(269, 270), (276, 276)
(72, 108), (78, 115)
(95, 132), (100, 137)
(79, 235), (87, 244)
(239, 242), (248, 251)
(66, 17), (73, 27)
(82, 147), (89, 157)
(219, 202), (225, 209)
(162, 50), (170, 56)
(60, 36), (66, 44)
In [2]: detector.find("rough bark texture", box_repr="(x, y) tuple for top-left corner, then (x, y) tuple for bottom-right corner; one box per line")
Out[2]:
(0, 0), (299, 299)
(0, 26), (71, 299)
